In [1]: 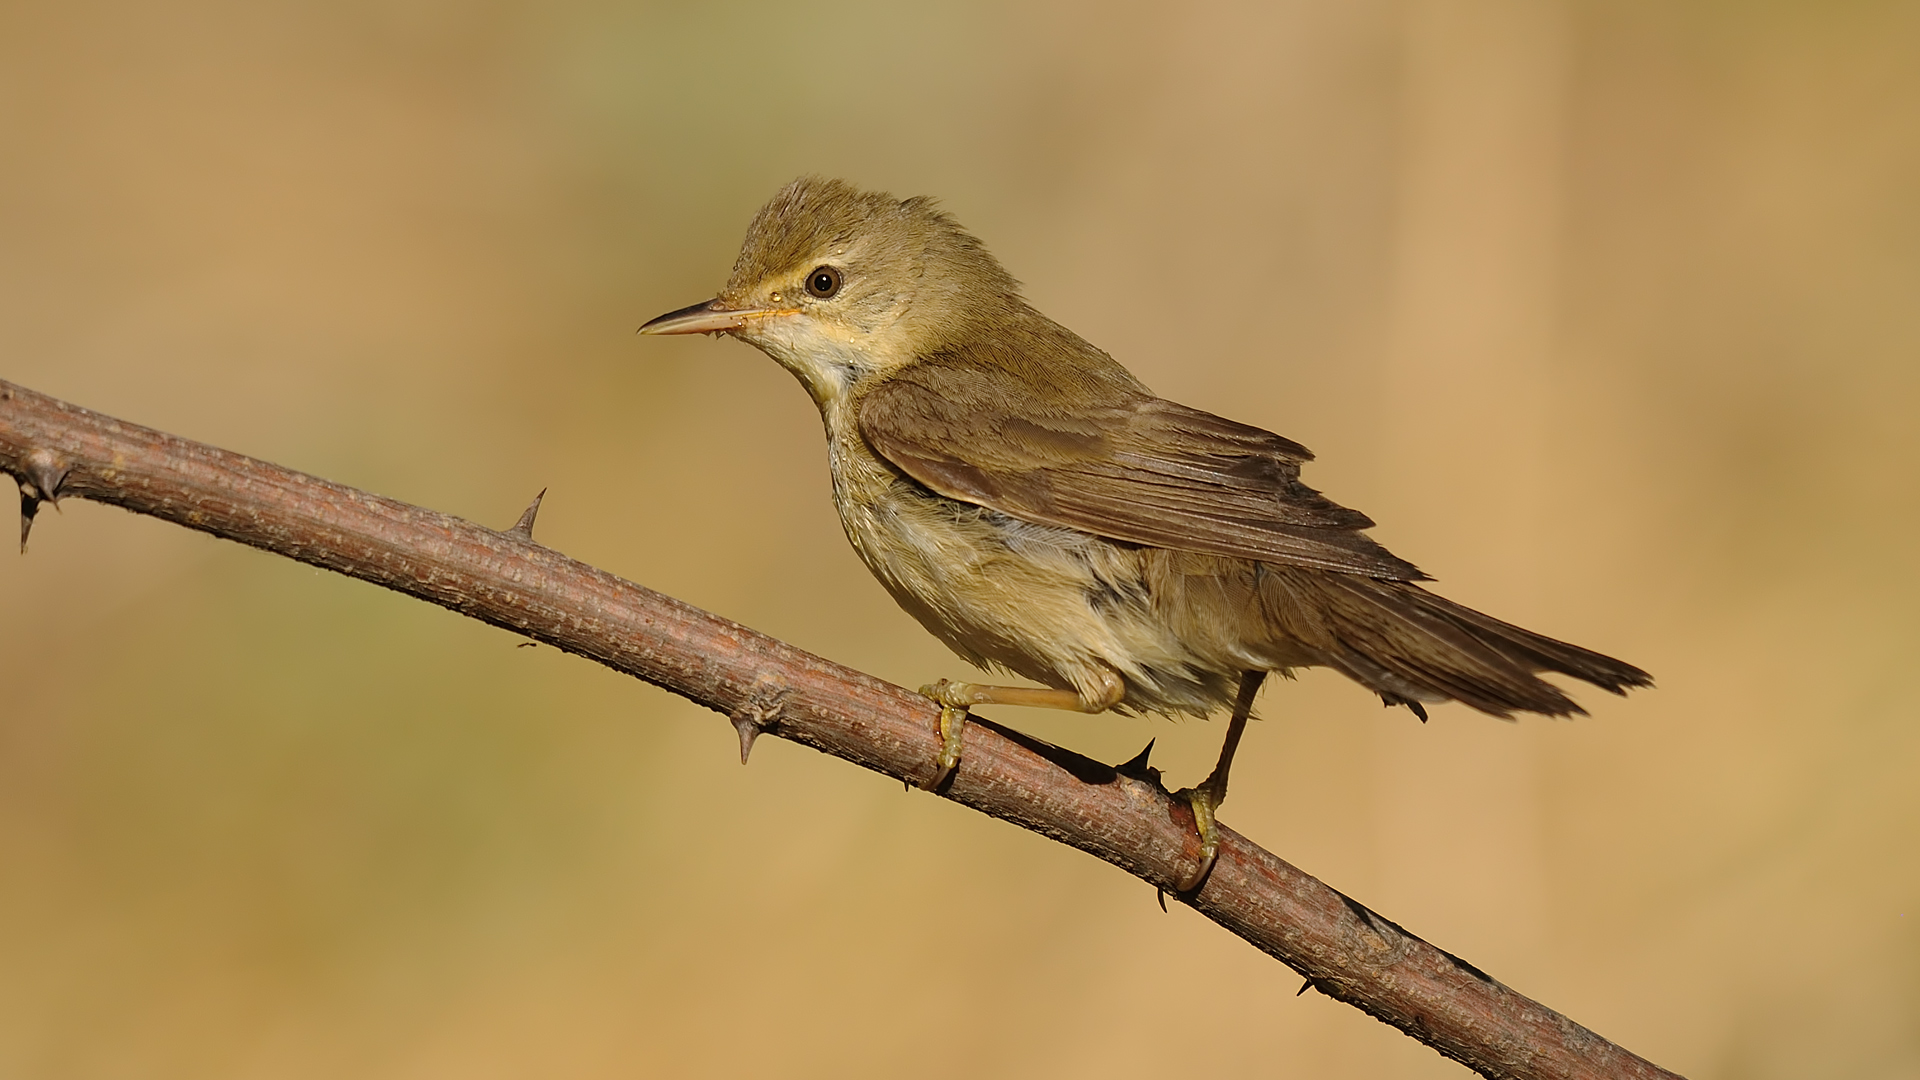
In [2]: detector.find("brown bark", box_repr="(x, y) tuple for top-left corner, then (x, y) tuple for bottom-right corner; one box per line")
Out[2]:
(0, 378), (1682, 1080)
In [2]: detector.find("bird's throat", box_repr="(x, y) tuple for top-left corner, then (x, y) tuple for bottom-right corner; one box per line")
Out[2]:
(738, 322), (875, 410)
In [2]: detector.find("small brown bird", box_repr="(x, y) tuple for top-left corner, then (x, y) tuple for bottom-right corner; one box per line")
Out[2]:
(642, 177), (1650, 889)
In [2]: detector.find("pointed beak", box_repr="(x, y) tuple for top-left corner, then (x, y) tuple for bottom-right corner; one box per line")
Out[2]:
(638, 298), (799, 336)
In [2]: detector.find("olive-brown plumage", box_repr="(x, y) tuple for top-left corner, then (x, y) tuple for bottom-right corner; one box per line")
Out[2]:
(643, 177), (1650, 883)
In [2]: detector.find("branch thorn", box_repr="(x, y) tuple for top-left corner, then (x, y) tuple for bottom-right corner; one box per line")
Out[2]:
(728, 675), (791, 765)
(507, 488), (547, 540)
(1115, 737), (1158, 782)
(22, 448), (70, 507)
(18, 488), (39, 554)
(15, 448), (68, 554)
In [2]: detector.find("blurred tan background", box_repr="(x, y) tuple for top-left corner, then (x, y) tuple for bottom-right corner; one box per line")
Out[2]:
(2, 1), (1916, 1076)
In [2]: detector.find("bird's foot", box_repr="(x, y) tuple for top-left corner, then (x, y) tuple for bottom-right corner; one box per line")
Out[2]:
(1169, 670), (1263, 894)
(1172, 780), (1223, 894)
(916, 679), (972, 792)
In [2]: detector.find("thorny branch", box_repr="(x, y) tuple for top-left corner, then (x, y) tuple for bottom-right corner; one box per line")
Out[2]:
(0, 379), (1683, 1080)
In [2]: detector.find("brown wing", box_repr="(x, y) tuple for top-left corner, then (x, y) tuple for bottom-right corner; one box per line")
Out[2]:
(857, 349), (1426, 581)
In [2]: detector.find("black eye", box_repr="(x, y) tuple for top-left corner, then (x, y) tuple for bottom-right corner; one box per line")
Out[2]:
(805, 265), (842, 298)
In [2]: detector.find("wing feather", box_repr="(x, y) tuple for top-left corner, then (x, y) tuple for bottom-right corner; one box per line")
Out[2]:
(857, 349), (1425, 581)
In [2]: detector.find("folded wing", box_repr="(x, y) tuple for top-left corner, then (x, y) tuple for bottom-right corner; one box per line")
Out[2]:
(857, 349), (1426, 581)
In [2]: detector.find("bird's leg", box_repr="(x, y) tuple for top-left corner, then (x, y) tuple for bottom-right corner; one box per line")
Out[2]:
(1174, 670), (1267, 893)
(917, 666), (1125, 791)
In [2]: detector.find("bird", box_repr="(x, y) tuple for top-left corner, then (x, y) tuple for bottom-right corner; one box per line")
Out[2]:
(640, 176), (1651, 891)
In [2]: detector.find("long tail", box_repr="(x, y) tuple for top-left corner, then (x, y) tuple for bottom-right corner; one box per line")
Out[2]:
(1263, 568), (1653, 718)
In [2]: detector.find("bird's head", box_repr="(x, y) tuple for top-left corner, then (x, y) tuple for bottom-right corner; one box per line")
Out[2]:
(640, 177), (1021, 406)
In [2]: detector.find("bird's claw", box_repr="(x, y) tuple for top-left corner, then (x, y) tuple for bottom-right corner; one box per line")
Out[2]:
(1174, 783), (1222, 893)
(917, 680), (969, 791)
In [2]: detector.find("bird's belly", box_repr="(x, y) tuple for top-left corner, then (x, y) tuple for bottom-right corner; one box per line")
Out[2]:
(830, 462), (1245, 716)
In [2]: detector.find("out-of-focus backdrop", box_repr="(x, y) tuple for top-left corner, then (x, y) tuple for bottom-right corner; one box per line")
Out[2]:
(2, 1), (1915, 1076)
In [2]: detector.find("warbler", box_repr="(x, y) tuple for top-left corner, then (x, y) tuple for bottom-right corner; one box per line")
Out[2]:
(641, 177), (1650, 890)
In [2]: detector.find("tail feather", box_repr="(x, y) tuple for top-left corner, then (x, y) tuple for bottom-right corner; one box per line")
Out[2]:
(1260, 568), (1652, 719)
(1405, 588), (1654, 695)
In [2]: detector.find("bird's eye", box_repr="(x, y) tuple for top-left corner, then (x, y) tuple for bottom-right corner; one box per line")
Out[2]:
(805, 266), (842, 298)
